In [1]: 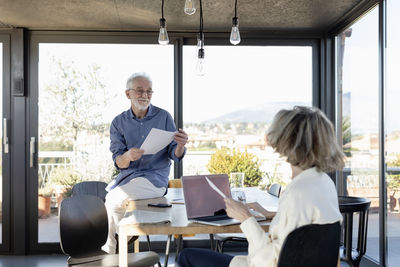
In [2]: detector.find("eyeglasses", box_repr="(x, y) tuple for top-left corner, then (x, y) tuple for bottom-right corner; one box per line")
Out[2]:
(130, 89), (154, 96)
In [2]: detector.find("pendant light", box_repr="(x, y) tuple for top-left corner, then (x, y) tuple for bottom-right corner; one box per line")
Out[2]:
(195, 0), (205, 76)
(158, 0), (169, 45)
(184, 0), (196, 15)
(230, 0), (241, 45)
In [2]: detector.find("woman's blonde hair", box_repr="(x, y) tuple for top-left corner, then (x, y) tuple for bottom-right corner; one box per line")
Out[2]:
(267, 106), (345, 172)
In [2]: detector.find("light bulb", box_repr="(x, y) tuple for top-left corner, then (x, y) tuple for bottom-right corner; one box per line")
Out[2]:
(197, 32), (204, 50)
(230, 17), (241, 45)
(196, 48), (205, 76)
(158, 18), (169, 45)
(184, 0), (196, 15)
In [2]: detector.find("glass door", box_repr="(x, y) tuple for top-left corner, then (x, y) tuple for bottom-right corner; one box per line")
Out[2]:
(29, 37), (175, 248)
(336, 7), (380, 263)
(0, 33), (11, 252)
(386, 0), (400, 265)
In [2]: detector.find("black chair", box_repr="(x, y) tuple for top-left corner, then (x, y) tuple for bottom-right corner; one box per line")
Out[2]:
(338, 196), (371, 267)
(214, 183), (281, 252)
(71, 181), (108, 202)
(59, 195), (160, 267)
(277, 222), (341, 267)
(71, 181), (154, 254)
(268, 183), (281, 197)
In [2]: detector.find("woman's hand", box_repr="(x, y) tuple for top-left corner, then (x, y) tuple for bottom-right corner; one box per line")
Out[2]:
(247, 202), (276, 219)
(224, 198), (252, 223)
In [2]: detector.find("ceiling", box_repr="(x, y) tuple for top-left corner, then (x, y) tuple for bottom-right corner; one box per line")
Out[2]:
(0, 0), (376, 34)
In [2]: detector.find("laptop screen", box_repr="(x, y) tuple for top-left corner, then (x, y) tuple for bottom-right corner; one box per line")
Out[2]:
(182, 174), (232, 219)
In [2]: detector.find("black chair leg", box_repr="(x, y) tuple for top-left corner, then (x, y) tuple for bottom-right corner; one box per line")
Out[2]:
(146, 235), (152, 251)
(209, 234), (215, 250)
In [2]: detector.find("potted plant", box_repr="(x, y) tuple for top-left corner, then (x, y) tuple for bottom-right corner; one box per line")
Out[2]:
(388, 174), (400, 212)
(50, 167), (82, 207)
(38, 185), (53, 218)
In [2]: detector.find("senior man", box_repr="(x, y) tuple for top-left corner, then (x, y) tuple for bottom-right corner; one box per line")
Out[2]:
(102, 72), (188, 254)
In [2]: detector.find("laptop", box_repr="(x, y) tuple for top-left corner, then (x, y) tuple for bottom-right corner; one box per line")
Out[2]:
(181, 174), (241, 226)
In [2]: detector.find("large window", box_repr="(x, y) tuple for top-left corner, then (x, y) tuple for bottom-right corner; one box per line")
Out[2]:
(183, 45), (312, 188)
(37, 43), (174, 243)
(386, 0), (400, 265)
(0, 43), (3, 244)
(337, 7), (379, 262)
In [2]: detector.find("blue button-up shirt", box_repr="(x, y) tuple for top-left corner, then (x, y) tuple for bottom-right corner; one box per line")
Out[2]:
(109, 104), (185, 190)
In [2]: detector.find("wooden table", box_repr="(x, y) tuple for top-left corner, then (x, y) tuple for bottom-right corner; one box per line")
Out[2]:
(118, 187), (278, 267)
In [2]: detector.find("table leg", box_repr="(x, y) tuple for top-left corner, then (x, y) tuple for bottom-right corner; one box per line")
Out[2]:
(175, 235), (183, 260)
(164, 235), (172, 267)
(119, 227), (128, 267)
(134, 238), (140, 253)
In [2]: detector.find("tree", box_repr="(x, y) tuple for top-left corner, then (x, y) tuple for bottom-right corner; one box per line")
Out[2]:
(207, 148), (264, 187)
(40, 56), (116, 180)
(41, 57), (112, 147)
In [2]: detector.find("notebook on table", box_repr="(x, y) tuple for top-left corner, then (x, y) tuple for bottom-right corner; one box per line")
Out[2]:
(182, 174), (240, 226)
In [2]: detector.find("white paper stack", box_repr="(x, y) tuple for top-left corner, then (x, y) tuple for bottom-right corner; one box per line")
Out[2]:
(119, 210), (172, 225)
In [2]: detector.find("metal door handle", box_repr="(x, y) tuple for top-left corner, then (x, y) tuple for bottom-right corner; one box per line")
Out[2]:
(30, 137), (36, 167)
(3, 118), (9, 153)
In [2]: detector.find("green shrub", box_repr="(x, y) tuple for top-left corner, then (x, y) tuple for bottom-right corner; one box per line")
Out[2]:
(388, 155), (400, 167)
(207, 148), (264, 187)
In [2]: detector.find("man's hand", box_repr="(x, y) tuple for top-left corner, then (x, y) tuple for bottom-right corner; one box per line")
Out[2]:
(126, 147), (145, 161)
(224, 198), (252, 223)
(116, 147), (144, 169)
(174, 128), (188, 158)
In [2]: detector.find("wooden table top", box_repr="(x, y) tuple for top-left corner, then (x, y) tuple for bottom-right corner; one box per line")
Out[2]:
(119, 187), (278, 236)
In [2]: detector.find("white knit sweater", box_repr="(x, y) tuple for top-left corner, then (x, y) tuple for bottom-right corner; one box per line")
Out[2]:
(229, 167), (342, 267)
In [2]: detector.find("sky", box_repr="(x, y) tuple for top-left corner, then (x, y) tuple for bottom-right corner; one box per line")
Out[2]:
(342, 5), (400, 134)
(38, 43), (312, 124)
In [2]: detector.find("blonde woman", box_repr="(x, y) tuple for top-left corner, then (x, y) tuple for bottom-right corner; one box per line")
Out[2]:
(176, 106), (345, 267)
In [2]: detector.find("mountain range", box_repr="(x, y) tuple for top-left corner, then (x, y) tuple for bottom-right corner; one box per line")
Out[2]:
(204, 101), (310, 124)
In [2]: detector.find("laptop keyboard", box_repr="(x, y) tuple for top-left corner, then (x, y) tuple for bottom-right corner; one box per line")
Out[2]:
(195, 214), (232, 222)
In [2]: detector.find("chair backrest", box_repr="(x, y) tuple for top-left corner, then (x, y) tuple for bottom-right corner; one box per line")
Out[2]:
(71, 181), (108, 202)
(277, 222), (341, 267)
(59, 195), (108, 257)
(268, 183), (281, 197)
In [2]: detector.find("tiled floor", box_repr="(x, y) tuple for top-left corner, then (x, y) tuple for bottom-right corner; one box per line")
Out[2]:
(0, 252), (179, 267)
(0, 252), (354, 267)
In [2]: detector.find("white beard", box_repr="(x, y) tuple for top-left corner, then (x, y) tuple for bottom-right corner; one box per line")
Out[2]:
(133, 98), (150, 111)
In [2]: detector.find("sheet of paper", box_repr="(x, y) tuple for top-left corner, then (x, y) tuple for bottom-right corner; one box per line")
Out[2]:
(119, 210), (172, 225)
(205, 176), (227, 199)
(140, 128), (176, 155)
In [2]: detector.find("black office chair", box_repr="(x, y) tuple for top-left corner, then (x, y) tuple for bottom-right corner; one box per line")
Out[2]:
(268, 183), (281, 197)
(214, 183), (282, 252)
(71, 181), (154, 254)
(71, 181), (108, 202)
(277, 222), (341, 267)
(338, 196), (371, 267)
(59, 195), (160, 267)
